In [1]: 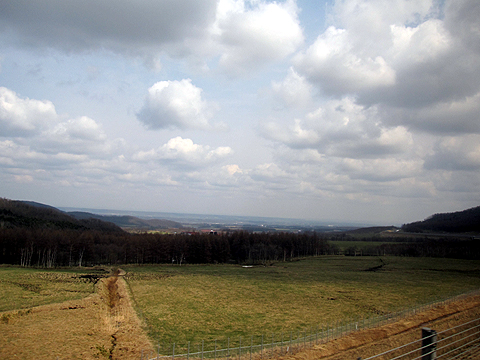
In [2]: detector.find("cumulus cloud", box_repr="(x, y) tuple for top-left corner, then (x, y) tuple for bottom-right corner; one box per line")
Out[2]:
(0, 86), (115, 171)
(133, 136), (233, 169)
(0, 87), (57, 136)
(271, 67), (312, 108)
(262, 97), (413, 159)
(293, 0), (480, 114)
(1, 0), (304, 76)
(293, 26), (395, 96)
(213, 0), (304, 75)
(137, 79), (220, 130)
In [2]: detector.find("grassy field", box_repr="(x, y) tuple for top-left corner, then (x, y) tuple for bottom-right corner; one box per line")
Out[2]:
(329, 240), (392, 252)
(123, 256), (480, 350)
(0, 266), (103, 312)
(2, 256), (480, 357)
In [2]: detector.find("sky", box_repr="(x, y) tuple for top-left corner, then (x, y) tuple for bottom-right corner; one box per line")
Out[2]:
(0, 0), (479, 225)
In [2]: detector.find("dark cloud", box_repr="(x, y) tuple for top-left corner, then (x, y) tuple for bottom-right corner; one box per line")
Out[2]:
(0, 0), (217, 54)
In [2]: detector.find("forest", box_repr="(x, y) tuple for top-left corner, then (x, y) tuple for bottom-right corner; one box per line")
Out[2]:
(401, 205), (480, 233)
(1, 198), (479, 267)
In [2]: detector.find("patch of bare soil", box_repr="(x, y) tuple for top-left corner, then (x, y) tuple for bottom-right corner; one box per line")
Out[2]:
(276, 294), (480, 360)
(0, 270), (154, 360)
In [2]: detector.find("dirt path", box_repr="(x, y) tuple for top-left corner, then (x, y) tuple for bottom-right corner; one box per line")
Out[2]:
(0, 269), (154, 360)
(97, 269), (154, 359)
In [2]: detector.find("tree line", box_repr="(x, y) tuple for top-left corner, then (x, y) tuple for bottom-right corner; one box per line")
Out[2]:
(2, 227), (479, 268)
(1, 198), (479, 267)
(0, 228), (335, 267)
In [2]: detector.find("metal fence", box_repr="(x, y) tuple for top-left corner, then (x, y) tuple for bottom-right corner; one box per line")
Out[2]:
(142, 290), (480, 360)
(360, 318), (480, 360)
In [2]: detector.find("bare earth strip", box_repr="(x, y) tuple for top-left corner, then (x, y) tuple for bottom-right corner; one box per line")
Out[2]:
(0, 271), (154, 360)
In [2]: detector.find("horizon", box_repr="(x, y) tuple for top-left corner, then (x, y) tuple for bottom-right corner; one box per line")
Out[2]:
(1, 0), (479, 226)
(58, 204), (382, 228)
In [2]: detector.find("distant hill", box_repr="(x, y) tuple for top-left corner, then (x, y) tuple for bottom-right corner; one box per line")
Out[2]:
(402, 206), (480, 233)
(68, 212), (183, 231)
(345, 226), (399, 235)
(0, 198), (124, 233)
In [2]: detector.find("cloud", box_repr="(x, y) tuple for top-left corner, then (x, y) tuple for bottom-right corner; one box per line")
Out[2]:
(262, 97), (414, 159)
(0, 87), (115, 172)
(0, 87), (57, 136)
(214, 0), (304, 75)
(271, 67), (312, 108)
(382, 92), (480, 135)
(293, 26), (395, 96)
(339, 158), (422, 182)
(1, 0), (303, 76)
(293, 0), (480, 116)
(137, 79), (220, 130)
(133, 136), (233, 169)
(424, 135), (480, 171)
(0, 0), (217, 57)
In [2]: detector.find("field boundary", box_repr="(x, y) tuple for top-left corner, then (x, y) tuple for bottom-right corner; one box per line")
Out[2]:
(143, 289), (480, 360)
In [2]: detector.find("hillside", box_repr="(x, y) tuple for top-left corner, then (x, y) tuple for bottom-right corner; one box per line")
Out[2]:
(68, 212), (183, 231)
(0, 198), (123, 233)
(402, 205), (480, 233)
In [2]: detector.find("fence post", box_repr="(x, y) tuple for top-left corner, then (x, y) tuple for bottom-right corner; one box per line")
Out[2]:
(172, 343), (175, 360)
(202, 340), (204, 360)
(188, 342), (190, 360)
(281, 333), (283, 355)
(421, 328), (437, 360)
(271, 333), (274, 356)
(261, 334), (263, 358)
(250, 336), (252, 360)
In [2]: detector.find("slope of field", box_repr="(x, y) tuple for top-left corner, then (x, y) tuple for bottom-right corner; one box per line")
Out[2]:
(282, 293), (480, 360)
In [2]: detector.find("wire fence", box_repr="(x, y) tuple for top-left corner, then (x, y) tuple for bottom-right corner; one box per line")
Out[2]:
(360, 317), (480, 360)
(141, 289), (480, 360)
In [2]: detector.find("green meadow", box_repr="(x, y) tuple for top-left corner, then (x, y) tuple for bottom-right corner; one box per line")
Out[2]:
(2, 256), (480, 353)
(0, 266), (99, 312)
(123, 256), (480, 347)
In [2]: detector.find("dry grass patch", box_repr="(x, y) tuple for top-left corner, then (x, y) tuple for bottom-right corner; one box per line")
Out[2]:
(0, 292), (112, 359)
(0, 271), (154, 360)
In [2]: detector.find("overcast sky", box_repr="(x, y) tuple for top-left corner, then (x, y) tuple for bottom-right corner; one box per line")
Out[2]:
(1, 0), (479, 225)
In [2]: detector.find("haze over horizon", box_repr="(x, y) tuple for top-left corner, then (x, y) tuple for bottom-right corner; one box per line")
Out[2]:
(1, 0), (479, 226)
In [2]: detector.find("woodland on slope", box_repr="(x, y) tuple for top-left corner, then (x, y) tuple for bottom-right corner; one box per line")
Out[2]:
(0, 198), (479, 267)
(401, 205), (480, 233)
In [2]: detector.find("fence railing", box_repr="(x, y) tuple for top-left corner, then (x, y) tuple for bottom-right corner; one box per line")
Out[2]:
(142, 289), (480, 360)
(360, 318), (480, 360)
